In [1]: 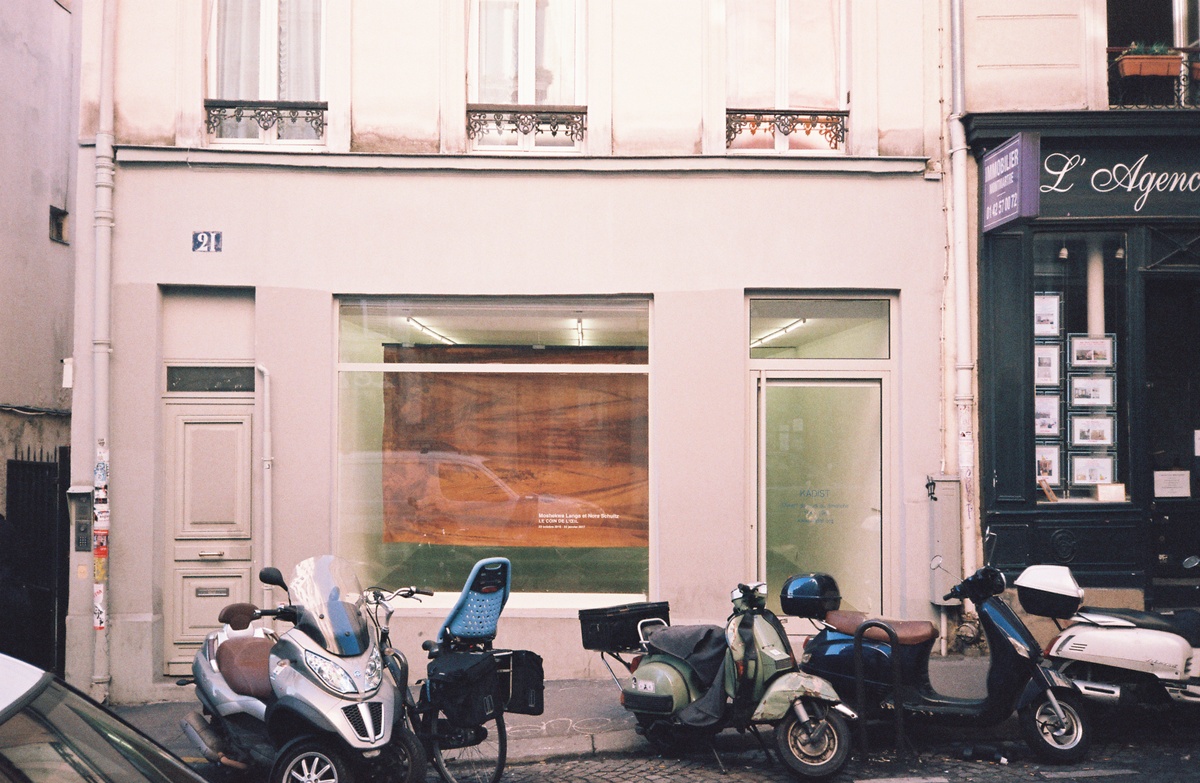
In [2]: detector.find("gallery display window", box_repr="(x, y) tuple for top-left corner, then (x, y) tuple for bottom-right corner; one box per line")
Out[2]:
(336, 297), (649, 596)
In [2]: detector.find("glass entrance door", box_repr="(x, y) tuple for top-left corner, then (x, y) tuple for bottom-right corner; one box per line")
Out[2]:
(759, 379), (883, 614)
(1145, 277), (1200, 608)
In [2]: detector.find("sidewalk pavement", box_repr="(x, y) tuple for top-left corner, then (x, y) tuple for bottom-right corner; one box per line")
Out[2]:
(114, 654), (992, 767)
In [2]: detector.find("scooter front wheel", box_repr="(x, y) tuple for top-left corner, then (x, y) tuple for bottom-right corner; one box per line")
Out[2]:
(271, 736), (354, 783)
(358, 727), (426, 783)
(1018, 689), (1091, 764)
(427, 711), (506, 783)
(774, 704), (851, 780)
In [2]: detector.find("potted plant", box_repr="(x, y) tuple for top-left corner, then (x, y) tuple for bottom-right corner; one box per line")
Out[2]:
(1117, 42), (1183, 77)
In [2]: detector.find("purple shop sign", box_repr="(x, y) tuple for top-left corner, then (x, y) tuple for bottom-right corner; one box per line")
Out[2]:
(982, 132), (1041, 232)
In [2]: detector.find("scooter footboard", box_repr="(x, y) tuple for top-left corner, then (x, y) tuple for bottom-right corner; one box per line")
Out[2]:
(750, 672), (853, 722)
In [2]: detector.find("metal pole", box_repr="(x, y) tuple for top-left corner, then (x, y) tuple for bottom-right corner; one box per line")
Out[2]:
(90, 0), (117, 704)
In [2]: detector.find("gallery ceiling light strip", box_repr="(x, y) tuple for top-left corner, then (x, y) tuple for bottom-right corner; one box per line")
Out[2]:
(407, 317), (456, 345)
(750, 318), (806, 348)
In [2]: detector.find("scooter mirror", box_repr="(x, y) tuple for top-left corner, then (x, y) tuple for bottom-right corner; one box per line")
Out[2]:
(929, 555), (943, 571)
(259, 567), (288, 590)
(1183, 555), (1200, 570)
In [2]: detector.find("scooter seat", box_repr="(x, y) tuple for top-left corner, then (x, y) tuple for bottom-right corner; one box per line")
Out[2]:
(825, 610), (939, 646)
(216, 636), (274, 700)
(1079, 606), (1200, 647)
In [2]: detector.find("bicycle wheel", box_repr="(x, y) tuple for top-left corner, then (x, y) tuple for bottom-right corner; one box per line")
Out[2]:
(427, 711), (506, 783)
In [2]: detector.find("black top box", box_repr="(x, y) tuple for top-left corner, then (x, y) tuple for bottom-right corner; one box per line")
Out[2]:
(579, 601), (670, 652)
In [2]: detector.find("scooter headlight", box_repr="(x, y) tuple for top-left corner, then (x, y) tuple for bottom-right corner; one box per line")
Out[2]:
(364, 646), (383, 690)
(304, 650), (357, 695)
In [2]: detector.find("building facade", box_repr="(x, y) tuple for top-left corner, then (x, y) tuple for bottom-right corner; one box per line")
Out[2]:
(0, 0), (78, 675)
(965, 0), (1200, 611)
(68, 0), (962, 703)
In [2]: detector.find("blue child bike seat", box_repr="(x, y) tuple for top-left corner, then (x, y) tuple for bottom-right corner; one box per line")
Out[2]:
(437, 557), (511, 646)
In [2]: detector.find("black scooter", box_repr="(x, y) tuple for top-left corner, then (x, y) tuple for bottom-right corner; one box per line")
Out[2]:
(789, 564), (1092, 763)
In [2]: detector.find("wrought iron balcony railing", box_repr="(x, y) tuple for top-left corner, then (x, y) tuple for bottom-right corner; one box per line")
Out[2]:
(1107, 47), (1200, 109)
(204, 99), (328, 137)
(466, 104), (588, 142)
(726, 108), (848, 150)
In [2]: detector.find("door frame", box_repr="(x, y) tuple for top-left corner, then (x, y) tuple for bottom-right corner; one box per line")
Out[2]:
(748, 368), (897, 616)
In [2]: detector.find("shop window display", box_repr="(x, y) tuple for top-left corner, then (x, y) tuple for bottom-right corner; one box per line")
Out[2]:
(337, 297), (649, 594)
(1032, 233), (1127, 502)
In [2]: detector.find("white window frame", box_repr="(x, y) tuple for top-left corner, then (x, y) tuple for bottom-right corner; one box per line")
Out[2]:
(204, 0), (328, 149)
(467, 0), (589, 153)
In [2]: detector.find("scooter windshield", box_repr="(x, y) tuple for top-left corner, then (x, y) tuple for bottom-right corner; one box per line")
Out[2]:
(287, 556), (370, 657)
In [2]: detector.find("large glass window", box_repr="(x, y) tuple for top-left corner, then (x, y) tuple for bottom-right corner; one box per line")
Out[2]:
(1032, 233), (1127, 502)
(468, 0), (586, 152)
(726, 0), (845, 152)
(750, 298), (889, 359)
(337, 298), (649, 596)
(206, 0), (324, 143)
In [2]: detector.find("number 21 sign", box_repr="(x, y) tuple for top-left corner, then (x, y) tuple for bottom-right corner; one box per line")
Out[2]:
(192, 231), (223, 252)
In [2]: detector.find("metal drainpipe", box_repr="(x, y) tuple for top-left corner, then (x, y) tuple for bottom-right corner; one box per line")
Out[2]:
(91, 0), (117, 703)
(257, 365), (273, 613)
(948, 0), (979, 580)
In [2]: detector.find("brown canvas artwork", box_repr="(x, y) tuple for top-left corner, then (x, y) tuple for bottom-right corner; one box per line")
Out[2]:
(382, 353), (649, 548)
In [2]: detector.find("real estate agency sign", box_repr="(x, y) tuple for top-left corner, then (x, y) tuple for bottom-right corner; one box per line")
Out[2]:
(982, 132), (1041, 232)
(1037, 138), (1200, 218)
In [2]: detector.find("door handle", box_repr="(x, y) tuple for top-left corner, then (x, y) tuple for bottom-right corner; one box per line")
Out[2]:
(197, 550), (226, 559)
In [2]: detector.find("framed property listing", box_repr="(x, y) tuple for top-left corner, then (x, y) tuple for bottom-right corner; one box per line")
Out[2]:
(1070, 415), (1115, 447)
(1035, 393), (1061, 437)
(1034, 294), (1061, 337)
(1034, 343), (1061, 387)
(1036, 445), (1061, 487)
(1070, 454), (1115, 486)
(1069, 375), (1115, 408)
(1068, 334), (1115, 369)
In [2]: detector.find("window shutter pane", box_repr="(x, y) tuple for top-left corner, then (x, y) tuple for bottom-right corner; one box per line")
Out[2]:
(278, 0), (322, 101)
(786, 0), (839, 109)
(479, 0), (520, 103)
(535, 0), (576, 105)
(216, 0), (262, 100)
(726, 0), (776, 108)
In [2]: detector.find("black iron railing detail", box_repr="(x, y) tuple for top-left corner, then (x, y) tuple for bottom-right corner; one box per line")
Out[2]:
(204, 99), (328, 136)
(726, 108), (848, 149)
(466, 104), (588, 142)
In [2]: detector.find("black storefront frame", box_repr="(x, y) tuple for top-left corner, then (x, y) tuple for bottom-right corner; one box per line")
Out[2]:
(968, 112), (1200, 602)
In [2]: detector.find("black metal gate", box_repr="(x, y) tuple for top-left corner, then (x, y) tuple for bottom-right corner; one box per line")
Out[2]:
(2, 446), (70, 675)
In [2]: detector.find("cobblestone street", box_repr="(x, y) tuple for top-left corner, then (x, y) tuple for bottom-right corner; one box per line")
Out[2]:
(496, 711), (1199, 783)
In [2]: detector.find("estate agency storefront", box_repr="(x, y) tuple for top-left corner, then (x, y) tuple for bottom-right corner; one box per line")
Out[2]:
(968, 113), (1200, 609)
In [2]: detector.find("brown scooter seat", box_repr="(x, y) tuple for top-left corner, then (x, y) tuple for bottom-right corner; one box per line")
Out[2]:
(216, 637), (274, 699)
(825, 610), (939, 646)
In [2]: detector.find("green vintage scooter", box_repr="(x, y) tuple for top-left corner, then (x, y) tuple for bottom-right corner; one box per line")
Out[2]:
(581, 582), (855, 780)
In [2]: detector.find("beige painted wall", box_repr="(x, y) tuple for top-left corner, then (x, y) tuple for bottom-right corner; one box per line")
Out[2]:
(70, 157), (946, 698)
(95, 0), (939, 158)
(0, 0), (77, 507)
(964, 0), (1108, 112)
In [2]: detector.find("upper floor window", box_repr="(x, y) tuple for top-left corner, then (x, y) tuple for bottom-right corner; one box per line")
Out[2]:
(467, 0), (587, 152)
(726, 0), (846, 152)
(1107, 0), (1199, 108)
(205, 0), (326, 144)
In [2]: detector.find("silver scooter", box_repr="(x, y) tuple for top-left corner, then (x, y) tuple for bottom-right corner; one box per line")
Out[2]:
(180, 555), (426, 783)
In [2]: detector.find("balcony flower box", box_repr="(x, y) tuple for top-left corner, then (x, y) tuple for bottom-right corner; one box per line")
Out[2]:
(1117, 52), (1183, 77)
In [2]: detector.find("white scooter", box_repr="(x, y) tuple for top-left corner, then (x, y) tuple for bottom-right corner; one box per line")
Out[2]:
(1030, 558), (1200, 708)
(181, 555), (426, 783)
